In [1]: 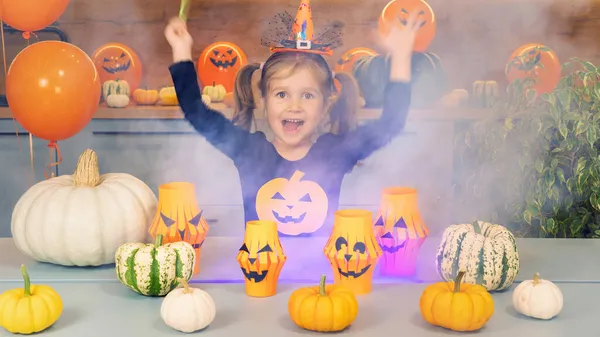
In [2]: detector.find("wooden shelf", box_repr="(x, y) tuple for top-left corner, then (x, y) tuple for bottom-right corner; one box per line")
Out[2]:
(0, 104), (493, 121)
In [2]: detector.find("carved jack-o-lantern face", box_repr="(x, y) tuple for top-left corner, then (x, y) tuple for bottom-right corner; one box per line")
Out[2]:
(236, 220), (286, 297)
(373, 187), (429, 277)
(256, 170), (328, 236)
(324, 209), (382, 295)
(378, 0), (436, 52)
(197, 41), (248, 93)
(148, 182), (209, 275)
(91, 42), (143, 92)
(334, 47), (377, 73)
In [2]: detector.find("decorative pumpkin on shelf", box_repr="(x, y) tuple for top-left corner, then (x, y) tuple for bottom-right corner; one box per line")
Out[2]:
(288, 274), (358, 332)
(0, 265), (63, 334)
(11, 149), (158, 267)
(161, 277), (216, 333)
(256, 170), (328, 235)
(102, 78), (130, 102)
(435, 220), (520, 292)
(512, 272), (563, 320)
(420, 270), (494, 332)
(115, 234), (195, 296)
(334, 47), (377, 73)
(106, 84), (130, 108)
(202, 82), (227, 102)
(132, 87), (159, 105)
(471, 80), (498, 108)
(91, 42), (143, 92)
(197, 41), (248, 93)
(440, 89), (469, 108)
(159, 86), (178, 105)
(378, 0), (437, 52)
(223, 92), (235, 108)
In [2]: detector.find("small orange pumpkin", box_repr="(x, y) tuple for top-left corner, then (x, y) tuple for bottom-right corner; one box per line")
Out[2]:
(132, 87), (159, 105)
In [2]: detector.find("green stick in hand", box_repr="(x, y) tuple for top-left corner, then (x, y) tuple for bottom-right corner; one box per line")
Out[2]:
(179, 0), (191, 22)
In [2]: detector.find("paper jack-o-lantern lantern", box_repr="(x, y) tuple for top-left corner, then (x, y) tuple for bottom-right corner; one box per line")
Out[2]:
(374, 187), (429, 277)
(505, 43), (561, 95)
(334, 47), (377, 73)
(148, 182), (209, 275)
(378, 0), (437, 52)
(236, 220), (287, 297)
(324, 209), (382, 295)
(256, 170), (328, 236)
(197, 41), (248, 93)
(91, 42), (143, 93)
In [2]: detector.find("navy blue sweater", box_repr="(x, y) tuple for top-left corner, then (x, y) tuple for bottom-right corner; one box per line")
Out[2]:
(169, 60), (411, 237)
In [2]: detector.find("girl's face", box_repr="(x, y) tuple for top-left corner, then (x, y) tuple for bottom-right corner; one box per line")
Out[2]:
(262, 67), (330, 149)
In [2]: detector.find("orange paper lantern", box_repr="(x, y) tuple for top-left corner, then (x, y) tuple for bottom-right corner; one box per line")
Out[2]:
(378, 0), (437, 52)
(505, 43), (561, 95)
(0, 0), (70, 32)
(197, 41), (248, 93)
(91, 42), (143, 93)
(6, 41), (101, 142)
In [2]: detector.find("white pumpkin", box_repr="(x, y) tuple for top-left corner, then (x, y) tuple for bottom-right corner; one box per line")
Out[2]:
(161, 278), (216, 333)
(512, 272), (563, 320)
(11, 149), (157, 267)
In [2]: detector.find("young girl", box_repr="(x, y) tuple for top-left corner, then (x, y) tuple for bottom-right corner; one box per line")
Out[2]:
(164, 14), (422, 237)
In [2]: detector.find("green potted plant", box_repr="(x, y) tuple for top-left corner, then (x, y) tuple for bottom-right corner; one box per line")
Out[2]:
(453, 57), (600, 238)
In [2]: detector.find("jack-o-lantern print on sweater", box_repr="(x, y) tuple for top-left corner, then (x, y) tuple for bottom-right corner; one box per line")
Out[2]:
(168, 61), (412, 237)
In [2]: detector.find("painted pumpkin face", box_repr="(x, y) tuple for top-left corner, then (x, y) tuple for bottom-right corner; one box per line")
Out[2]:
(148, 182), (209, 275)
(197, 41), (248, 93)
(373, 187), (429, 277)
(236, 220), (286, 297)
(334, 47), (377, 73)
(505, 43), (561, 95)
(324, 209), (382, 295)
(91, 42), (143, 92)
(378, 0), (437, 52)
(256, 170), (328, 236)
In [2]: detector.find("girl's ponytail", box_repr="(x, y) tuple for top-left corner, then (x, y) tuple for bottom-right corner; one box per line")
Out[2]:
(328, 71), (360, 135)
(231, 63), (261, 131)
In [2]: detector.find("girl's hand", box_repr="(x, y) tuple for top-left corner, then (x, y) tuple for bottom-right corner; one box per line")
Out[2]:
(380, 12), (425, 58)
(165, 17), (193, 62)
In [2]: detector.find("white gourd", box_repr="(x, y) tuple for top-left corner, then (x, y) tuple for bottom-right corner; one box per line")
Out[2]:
(512, 272), (563, 320)
(161, 278), (216, 333)
(11, 149), (157, 267)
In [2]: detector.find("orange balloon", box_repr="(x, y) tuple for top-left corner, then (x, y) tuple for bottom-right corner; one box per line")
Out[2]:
(0, 0), (70, 32)
(6, 41), (101, 142)
(197, 41), (248, 93)
(505, 43), (561, 95)
(334, 47), (377, 73)
(91, 42), (143, 92)
(378, 0), (437, 52)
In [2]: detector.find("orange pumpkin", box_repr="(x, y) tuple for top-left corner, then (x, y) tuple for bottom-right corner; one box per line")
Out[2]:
(91, 43), (143, 93)
(378, 0), (437, 52)
(255, 170), (328, 236)
(505, 43), (561, 95)
(197, 42), (248, 93)
(334, 47), (377, 73)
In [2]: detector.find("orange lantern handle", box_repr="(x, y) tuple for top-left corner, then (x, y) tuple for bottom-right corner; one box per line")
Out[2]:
(44, 141), (63, 179)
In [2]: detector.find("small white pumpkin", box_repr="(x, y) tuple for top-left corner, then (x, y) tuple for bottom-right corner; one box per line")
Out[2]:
(161, 277), (216, 333)
(512, 272), (563, 320)
(11, 149), (157, 267)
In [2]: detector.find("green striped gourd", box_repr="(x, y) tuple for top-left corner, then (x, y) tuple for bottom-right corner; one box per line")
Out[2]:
(102, 79), (130, 101)
(435, 221), (519, 291)
(115, 234), (195, 296)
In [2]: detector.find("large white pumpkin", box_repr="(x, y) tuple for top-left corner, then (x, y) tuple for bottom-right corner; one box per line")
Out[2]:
(11, 149), (157, 267)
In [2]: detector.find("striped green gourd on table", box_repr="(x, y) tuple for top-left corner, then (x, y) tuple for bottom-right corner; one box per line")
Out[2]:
(102, 79), (130, 101)
(435, 220), (519, 291)
(115, 234), (195, 296)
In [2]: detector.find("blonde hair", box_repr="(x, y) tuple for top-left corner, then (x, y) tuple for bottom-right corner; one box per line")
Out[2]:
(231, 51), (359, 134)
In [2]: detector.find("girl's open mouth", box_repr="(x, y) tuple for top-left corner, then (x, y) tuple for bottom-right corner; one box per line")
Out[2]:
(282, 119), (304, 132)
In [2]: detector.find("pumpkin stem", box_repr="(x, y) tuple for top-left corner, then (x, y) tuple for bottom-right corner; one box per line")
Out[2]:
(21, 264), (31, 297)
(472, 220), (482, 234)
(73, 149), (101, 187)
(154, 234), (163, 248)
(454, 270), (466, 292)
(178, 277), (193, 294)
(212, 81), (215, 87)
(533, 272), (539, 285)
(319, 274), (327, 296)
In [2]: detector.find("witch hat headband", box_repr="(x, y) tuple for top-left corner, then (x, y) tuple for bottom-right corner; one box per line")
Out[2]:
(260, 0), (344, 56)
